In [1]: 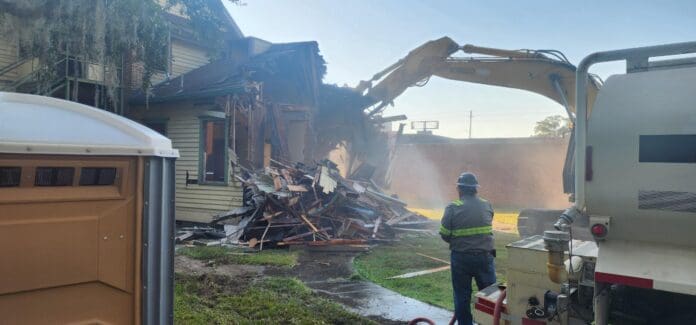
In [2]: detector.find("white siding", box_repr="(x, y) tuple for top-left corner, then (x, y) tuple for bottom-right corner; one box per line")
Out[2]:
(131, 103), (243, 223)
(0, 36), (19, 84)
(171, 40), (209, 77)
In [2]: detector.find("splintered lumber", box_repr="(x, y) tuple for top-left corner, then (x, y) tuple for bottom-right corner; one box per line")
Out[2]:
(287, 184), (308, 192)
(387, 265), (451, 279)
(299, 214), (320, 233)
(385, 209), (417, 226)
(212, 160), (432, 250)
(176, 231), (194, 243)
(371, 216), (382, 238)
(281, 227), (331, 242)
(247, 238), (271, 248)
(259, 221), (272, 251)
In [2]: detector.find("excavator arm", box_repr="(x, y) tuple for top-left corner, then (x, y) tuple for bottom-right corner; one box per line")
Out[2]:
(354, 37), (602, 197)
(356, 37), (599, 119)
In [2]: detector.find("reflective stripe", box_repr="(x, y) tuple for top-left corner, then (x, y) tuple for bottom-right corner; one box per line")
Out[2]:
(440, 225), (492, 237)
(451, 225), (492, 237)
(452, 199), (464, 206)
(439, 225), (452, 236)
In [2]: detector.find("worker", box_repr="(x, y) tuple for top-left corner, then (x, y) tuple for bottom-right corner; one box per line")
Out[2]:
(440, 172), (496, 325)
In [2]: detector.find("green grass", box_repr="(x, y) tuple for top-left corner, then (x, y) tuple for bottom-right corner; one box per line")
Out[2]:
(353, 231), (520, 310)
(175, 273), (376, 324)
(178, 246), (298, 267)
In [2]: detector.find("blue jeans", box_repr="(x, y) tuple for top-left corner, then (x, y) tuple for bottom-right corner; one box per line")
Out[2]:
(451, 250), (497, 325)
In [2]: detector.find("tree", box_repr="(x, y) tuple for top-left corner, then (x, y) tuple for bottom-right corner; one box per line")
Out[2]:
(533, 115), (571, 138)
(0, 0), (237, 94)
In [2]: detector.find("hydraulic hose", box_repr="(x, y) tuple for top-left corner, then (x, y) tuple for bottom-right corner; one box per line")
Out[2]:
(493, 288), (507, 325)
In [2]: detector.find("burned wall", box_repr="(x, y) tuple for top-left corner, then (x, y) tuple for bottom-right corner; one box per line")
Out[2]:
(389, 137), (570, 210)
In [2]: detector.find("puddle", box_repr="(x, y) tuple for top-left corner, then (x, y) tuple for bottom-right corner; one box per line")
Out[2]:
(288, 250), (453, 324)
(308, 279), (453, 324)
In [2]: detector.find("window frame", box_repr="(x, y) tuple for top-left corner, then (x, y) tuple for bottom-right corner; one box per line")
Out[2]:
(198, 116), (229, 186)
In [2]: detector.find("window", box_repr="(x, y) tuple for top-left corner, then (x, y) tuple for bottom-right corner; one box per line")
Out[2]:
(80, 167), (117, 186)
(35, 167), (74, 186)
(639, 135), (696, 163)
(0, 167), (21, 187)
(199, 119), (227, 184)
(144, 121), (167, 136)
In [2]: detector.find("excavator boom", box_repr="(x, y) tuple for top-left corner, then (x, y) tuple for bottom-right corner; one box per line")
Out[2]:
(356, 37), (598, 118)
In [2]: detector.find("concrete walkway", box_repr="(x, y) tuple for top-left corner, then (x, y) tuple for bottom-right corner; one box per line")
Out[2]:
(286, 249), (454, 324)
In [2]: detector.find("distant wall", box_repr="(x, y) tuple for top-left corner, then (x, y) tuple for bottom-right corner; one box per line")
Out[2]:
(389, 137), (570, 209)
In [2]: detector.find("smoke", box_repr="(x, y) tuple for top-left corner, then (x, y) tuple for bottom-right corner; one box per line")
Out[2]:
(389, 138), (571, 211)
(390, 144), (449, 209)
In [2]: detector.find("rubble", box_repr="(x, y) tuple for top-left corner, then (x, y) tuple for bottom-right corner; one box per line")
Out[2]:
(179, 159), (431, 249)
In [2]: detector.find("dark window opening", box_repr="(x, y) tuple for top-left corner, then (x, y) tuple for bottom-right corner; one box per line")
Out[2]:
(639, 135), (696, 163)
(35, 167), (75, 186)
(80, 167), (117, 186)
(144, 121), (167, 136)
(0, 167), (21, 187)
(201, 120), (226, 183)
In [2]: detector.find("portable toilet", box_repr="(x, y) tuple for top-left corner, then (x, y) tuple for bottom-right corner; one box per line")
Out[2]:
(0, 92), (178, 325)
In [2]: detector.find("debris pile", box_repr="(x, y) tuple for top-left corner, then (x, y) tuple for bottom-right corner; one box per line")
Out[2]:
(198, 160), (430, 250)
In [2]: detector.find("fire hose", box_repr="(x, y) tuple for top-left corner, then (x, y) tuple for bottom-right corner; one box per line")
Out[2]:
(493, 287), (507, 325)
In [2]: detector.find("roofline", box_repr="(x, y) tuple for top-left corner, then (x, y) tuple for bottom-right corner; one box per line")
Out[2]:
(216, 0), (244, 38)
(129, 84), (247, 105)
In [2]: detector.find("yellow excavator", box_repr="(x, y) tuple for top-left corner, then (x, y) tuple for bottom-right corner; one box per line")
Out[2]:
(357, 38), (696, 324)
(353, 36), (600, 238)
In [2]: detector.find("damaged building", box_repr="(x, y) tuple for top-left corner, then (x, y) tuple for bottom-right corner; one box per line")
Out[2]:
(128, 38), (326, 223)
(0, 0), (398, 226)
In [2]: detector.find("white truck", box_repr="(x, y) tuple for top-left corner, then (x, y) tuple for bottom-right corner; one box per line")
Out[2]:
(355, 39), (696, 324)
(472, 42), (696, 325)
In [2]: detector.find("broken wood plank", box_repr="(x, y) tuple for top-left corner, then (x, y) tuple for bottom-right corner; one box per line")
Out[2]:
(246, 238), (271, 248)
(385, 210), (417, 226)
(263, 211), (284, 220)
(272, 175), (282, 190)
(371, 215), (382, 239)
(259, 221), (272, 251)
(387, 265), (451, 279)
(299, 214), (320, 233)
(281, 227), (331, 242)
(281, 169), (294, 185)
(175, 231), (194, 243)
(287, 184), (308, 192)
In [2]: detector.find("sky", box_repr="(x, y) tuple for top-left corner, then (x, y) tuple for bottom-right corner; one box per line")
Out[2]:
(226, 1), (696, 138)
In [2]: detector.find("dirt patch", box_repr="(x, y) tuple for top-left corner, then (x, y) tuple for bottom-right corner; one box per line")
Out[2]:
(175, 254), (266, 278)
(175, 248), (450, 324)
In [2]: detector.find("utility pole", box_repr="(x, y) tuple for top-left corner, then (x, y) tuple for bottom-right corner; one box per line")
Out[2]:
(468, 110), (473, 139)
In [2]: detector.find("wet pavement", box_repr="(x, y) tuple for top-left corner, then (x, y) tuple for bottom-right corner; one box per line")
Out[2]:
(283, 249), (454, 324)
(306, 278), (453, 324)
(176, 247), (454, 324)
